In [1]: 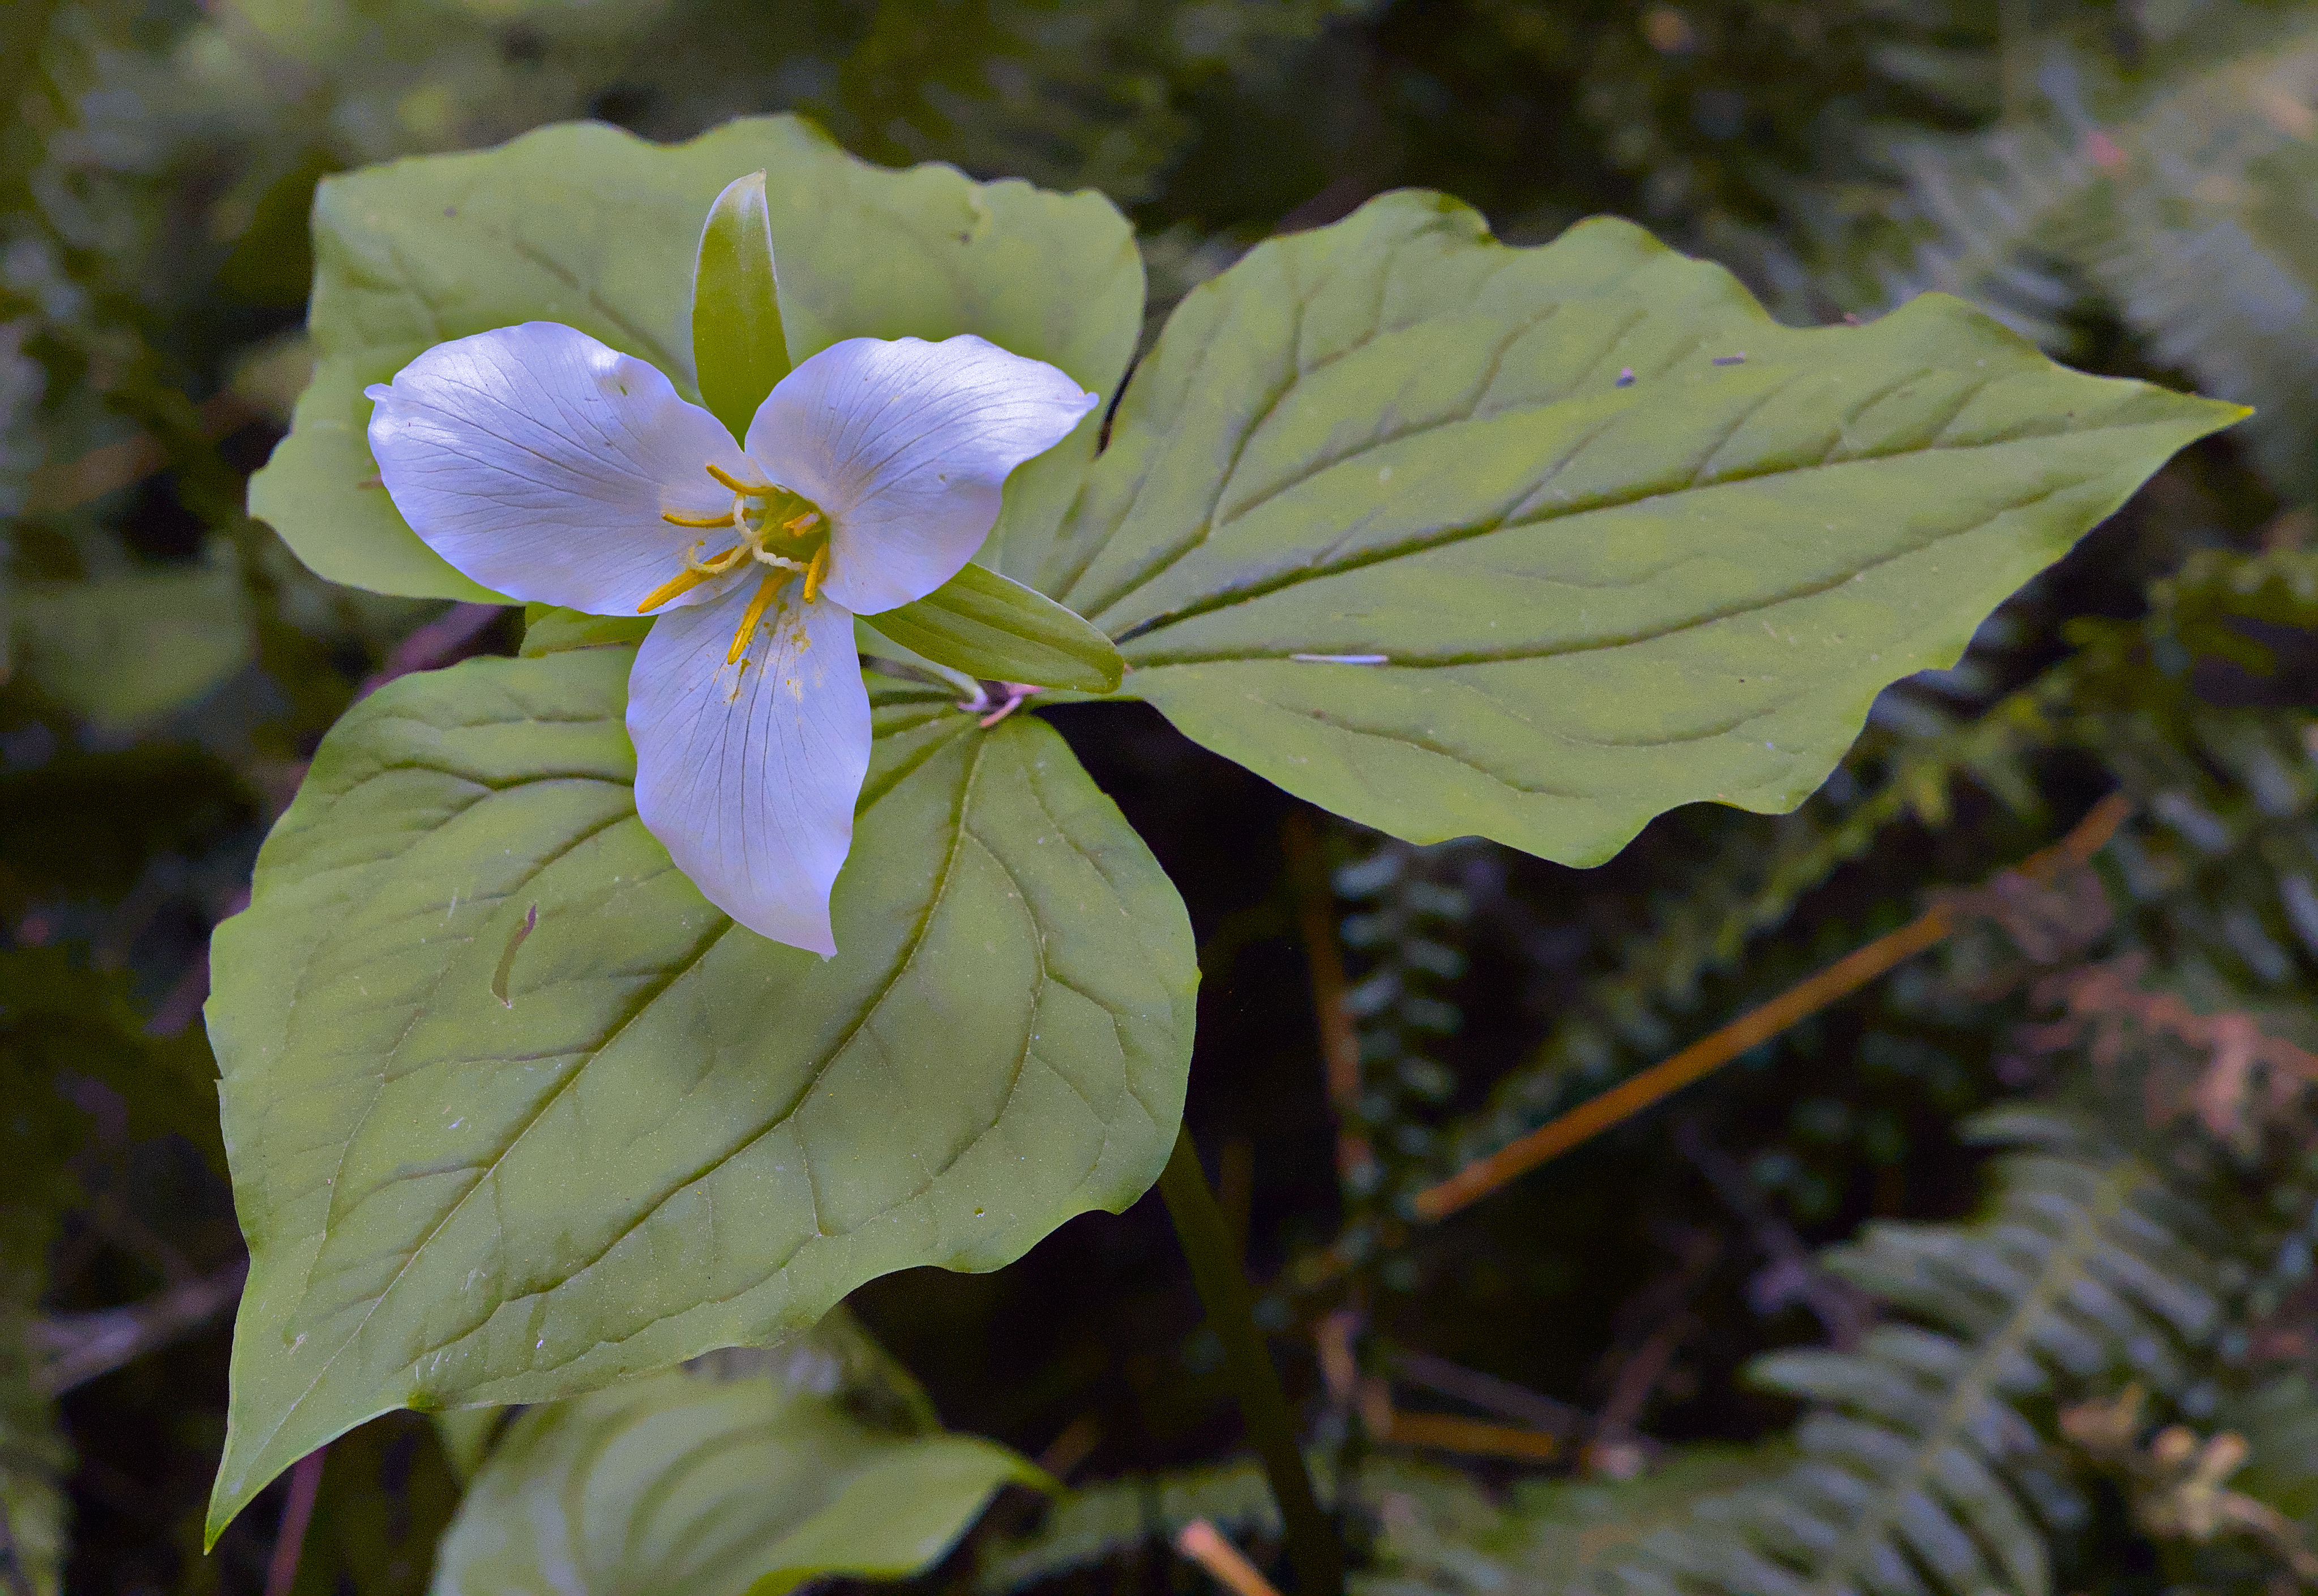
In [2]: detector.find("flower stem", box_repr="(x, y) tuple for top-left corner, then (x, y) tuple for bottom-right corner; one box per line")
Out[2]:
(1158, 1126), (1343, 1596)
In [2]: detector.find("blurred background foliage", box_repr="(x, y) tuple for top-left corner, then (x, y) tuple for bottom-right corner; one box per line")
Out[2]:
(6, 0), (2318, 1591)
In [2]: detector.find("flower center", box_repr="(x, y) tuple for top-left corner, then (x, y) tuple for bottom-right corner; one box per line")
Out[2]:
(637, 464), (834, 663)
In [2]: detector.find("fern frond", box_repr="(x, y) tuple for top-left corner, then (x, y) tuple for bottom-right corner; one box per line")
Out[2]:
(1442, 544), (2318, 1191)
(974, 1456), (1287, 1593)
(2078, 28), (2318, 497)
(1882, 105), (2093, 346)
(1361, 1449), (1789, 1596)
(1867, 19), (2318, 496)
(2222, 1371), (2318, 1534)
(1441, 666), (2067, 1175)
(1334, 835), (1483, 1220)
(1591, 1122), (2218, 1596)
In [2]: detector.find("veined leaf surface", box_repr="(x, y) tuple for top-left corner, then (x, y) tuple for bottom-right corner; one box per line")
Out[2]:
(1048, 195), (2244, 864)
(250, 116), (1142, 601)
(203, 651), (1192, 1535)
(430, 1347), (1042, 1596)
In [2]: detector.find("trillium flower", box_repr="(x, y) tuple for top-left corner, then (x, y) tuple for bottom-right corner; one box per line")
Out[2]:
(365, 321), (1097, 955)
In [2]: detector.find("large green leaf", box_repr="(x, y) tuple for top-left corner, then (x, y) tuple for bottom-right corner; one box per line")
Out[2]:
(1049, 194), (2244, 865)
(431, 1346), (1044, 1596)
(250, 115), (1142, 601)
(203, 650), (1194, 1537)
(12, 555), (251, 732)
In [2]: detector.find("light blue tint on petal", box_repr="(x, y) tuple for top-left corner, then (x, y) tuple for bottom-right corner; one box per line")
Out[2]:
(743, 336), (1098, 616)
(366, 322), (755, 615)
(627, 581), (871, 956)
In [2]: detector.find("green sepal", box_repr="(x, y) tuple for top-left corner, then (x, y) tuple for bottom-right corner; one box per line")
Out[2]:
(519, 603), (655, 657)
(692, 170), (791, 441)
(867, 563), (1125, 692)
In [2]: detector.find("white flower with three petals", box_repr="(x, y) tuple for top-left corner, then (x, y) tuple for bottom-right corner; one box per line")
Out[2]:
(365, 321), (1097, 955)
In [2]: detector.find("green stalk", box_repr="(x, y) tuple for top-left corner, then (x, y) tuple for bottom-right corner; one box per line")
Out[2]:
(1158, 1126), (1344, 1596)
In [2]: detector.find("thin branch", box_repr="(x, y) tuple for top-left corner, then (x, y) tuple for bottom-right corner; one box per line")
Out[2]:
(1378, 1407), (1564, 1464)
(1177, 1519), (1284, 1596)
(262, 1447), (326, 1596)
(23, 391), (254, 514)
(1390, 1346), (1590, 1435)
(1034, 1413), (1103, 1481)
(353, 602), (508, 702)
(1411, 793), (2133, 1221)
(1676, 1118), (1873, 1351)
(32, 1258), (247, 1396)
(1592, 1229), (1719, 1443)
(1281, 814), (1372, 1182)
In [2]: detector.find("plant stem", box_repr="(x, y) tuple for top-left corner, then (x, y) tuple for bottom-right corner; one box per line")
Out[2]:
(1158, 1127), (1343, 1596)
(262, 1446), (326, 1596)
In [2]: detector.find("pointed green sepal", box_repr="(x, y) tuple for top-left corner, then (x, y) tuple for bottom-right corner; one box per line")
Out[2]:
(519, 603), (654, 657)
(693, 170), (791, 439)
(867, 563), (1125, 693)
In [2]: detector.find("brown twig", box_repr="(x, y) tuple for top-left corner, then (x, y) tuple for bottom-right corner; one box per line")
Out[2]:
(23, 392), (256, 515)
(1033, 1413), (1103, 1481)
(1390, 1347), (1589, 1435)
(1676, 1118), (1872, 1350)
(1281, 814), (1373, 1182)
(353, 602), (507, 703)
(1176, 1519), (1284, 1596)
(1378, 1407), (1564, 1463)
(1591, 1228), (1719, 1448)
(1411, 793), (2134, 1221)
(263, 1447), (326, 1596)
(32, 1258), (247, 1396)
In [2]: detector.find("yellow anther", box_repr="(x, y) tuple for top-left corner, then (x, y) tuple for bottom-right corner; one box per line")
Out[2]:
(783, 510), (822, 536)
(801, 542), (830, 604)
(704, 462), (767, 495)
(661, 507), (736, 529)
(726, 570), (789, 664)
(636, 565), (724, 613)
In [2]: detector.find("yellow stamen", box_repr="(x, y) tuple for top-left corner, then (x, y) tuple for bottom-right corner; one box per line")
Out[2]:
(636, 565), (724, 613)
(689, 543), (750, 577)
(704, 462), (766, 494)
(661, 507), (736, 528)
(783, 510), (822, 535)
(801, 542), (830, 603)
(726, 570), (789, 664)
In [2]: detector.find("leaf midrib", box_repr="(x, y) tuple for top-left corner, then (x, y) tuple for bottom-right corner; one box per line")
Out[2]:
(254, 713), (988, 1470)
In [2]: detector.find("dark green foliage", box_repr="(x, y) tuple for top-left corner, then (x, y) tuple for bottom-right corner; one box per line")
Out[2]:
(977, 1455), (1288, 1591)
(1, 0), (2315, 1591)
(1605, 1116), (2215, 1596)
(283, 1417), (459, 1596)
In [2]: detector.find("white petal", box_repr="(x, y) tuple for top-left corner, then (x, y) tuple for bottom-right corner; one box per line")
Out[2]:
(744, 334), (1098, 615)
(366, 323), (754, 615)
(627, 581), (869, 956)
